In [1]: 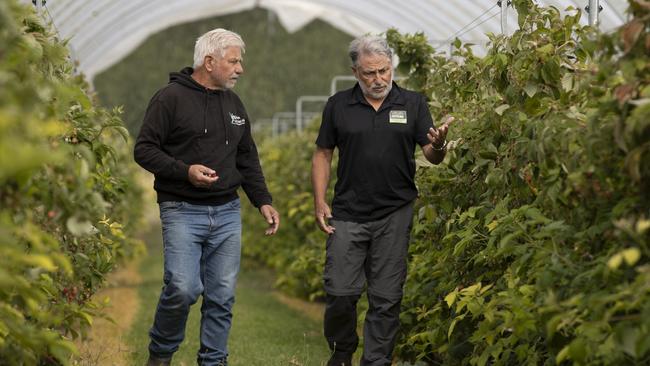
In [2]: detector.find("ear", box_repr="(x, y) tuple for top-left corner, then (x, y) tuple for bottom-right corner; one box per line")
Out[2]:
(204, 55), (214, 72)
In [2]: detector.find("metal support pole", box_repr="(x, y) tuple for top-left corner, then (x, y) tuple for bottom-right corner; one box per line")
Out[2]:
(296, 96), (328, 134)
(330, 75), (358, 95)
(296, 100), (303, 134)
(272, 112), (295, 137)
(586, 0), (601, 26)
(498, 1), (509, 35)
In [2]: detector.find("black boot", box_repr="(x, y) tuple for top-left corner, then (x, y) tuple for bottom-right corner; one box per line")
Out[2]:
(327, 352), (353, 366)
(146, 355), (171, 366)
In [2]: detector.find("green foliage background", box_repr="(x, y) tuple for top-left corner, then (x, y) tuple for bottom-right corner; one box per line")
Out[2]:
(388, 1), (650, 364)
(0, 1), (143, 364)
(5, 0), (649, 364)
(242, 0), (650, 365)
(241, 123), (336, 301)
(94, 8), (353, 135)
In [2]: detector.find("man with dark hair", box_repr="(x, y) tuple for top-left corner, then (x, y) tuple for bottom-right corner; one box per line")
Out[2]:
(312, 34), (452, 366)
(135, 28), (280, 366)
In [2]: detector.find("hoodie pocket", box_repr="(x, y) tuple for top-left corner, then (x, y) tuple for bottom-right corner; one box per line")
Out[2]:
(208, 166), (239, 191)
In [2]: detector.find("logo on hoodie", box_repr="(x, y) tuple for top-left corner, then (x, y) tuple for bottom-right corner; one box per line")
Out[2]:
(229, 112), (246, 126)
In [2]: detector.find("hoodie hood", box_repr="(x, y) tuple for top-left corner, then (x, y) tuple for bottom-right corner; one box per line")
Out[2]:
(169, 67), (222, 94)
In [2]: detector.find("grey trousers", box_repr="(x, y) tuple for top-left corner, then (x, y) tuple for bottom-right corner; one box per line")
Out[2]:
(323, 202), (414, 366)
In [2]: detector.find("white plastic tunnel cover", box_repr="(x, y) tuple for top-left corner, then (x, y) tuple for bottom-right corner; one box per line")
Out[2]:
(26, 0), (628, 80)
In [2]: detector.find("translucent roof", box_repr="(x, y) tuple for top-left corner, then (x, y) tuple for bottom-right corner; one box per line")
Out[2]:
(32, 0), (629, 80)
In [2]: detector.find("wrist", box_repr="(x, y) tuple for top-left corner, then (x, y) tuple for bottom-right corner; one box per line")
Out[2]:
(430, 140), (447, 151)
(314, 197), (327, 205)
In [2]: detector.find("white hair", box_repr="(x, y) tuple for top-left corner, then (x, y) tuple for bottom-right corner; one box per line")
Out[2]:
(193, 28), (245, 69)
(348, 35), (393, 67)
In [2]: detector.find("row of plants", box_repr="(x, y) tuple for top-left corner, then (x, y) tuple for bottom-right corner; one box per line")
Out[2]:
(0, 1), (143, 364)
(390, 0), (649, 364)
(241, 122), (333, 301)
(242, 0), (649, 364)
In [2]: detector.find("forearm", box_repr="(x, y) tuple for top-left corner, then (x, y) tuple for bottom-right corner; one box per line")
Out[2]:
(311, 149), (333, 203)
(133, 142), (189, 180)
(312, 168), (330, 204)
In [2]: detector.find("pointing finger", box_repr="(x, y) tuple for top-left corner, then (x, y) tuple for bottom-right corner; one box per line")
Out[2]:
(443, 115), (455, 125)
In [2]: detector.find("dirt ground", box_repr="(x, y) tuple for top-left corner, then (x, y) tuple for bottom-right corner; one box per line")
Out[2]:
(74, 259), (142, 366)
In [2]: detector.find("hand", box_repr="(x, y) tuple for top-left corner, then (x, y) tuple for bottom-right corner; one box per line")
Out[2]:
(188, 164), (219, 188)
(427, 115), (455, 148)
(314, 201), (335, 234)
(259, 205), (280, 235)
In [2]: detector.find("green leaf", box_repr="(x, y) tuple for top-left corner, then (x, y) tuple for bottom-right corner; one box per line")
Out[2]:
(23, 255), (56, 271)
(486, 220), (498, 231)
(636, 219), (650, 234)
(495, 104), (510, 115)
(523, 83), (538, 97)
(515, 0), (530, 27)
(49, 339), (78, 365)
(444, 290), (458, 308)
(607, 253), (623, 270)
(113, 125), (130, 142)
(77, 310), (94, 326)
(620, 328), (639, 357)
(561, 73), (573, 92)
(569, 338), (587, 363)
(462, 283), (481, 295)
(625, 147), (643, 182)
(541, 60), (561, 84)
(536, 44), (554, 56)
(448, 316), (463, 339)
(524, 207), (549, 223)
(622, 248), (641, 266)
(556, 345), (570, 363)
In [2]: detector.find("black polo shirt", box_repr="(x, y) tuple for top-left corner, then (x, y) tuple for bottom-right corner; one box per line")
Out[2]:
(316, 82), (434, 222)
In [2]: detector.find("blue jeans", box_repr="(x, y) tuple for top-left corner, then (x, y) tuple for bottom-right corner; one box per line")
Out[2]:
(149, 199), (241, 365)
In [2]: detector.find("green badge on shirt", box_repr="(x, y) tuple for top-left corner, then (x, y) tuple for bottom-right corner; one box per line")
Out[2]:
(389, 110), (407, 124)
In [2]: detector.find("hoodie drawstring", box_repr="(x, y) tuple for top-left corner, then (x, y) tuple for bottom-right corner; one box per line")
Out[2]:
(203, 91), (208, 134)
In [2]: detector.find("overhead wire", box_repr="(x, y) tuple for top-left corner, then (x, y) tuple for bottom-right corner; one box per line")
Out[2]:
(42, 3), (63, 40)
(453, 9), (501, 40)
(445, 3), (499, 42)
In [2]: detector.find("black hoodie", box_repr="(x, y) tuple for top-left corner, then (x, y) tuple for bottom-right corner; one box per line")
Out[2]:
(134, 67), (272, 207)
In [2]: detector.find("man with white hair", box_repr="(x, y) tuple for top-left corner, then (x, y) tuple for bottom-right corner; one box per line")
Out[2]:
(312, 34), (452, 366)
(135, 28), (280, 366)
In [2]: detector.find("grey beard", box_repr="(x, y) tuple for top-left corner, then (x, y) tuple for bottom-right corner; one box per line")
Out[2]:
(360, 76), (393, 100)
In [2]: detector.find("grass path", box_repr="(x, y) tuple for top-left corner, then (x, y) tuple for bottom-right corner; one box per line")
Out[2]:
(126, 224), (334, 366)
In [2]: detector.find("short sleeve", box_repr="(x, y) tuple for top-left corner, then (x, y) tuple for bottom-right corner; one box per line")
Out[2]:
(415, 94), (434, 146)
(315, 98), (337, 149)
